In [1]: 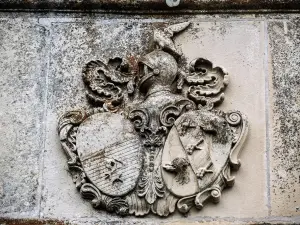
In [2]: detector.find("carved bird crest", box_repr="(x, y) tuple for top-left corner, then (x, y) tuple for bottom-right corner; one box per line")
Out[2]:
(153, 21), (190, 57)
(163, 157), (190, 185)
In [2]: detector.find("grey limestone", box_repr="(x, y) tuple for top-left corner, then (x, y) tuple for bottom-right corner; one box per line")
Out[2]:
(177, 20), (268, 218)
(41, 18), (268, 220)
(268, 16), (300, 216)
(41, 21), (152, 219)
(0, 12), (299, 224)
(0, 18), (48, 216)
(0, 0), (300, 11)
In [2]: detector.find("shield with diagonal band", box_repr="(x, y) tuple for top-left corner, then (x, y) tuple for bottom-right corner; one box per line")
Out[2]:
(76, 112), (143, 197)
(57, 21), (250, 217)
(162, 110), (233, 197)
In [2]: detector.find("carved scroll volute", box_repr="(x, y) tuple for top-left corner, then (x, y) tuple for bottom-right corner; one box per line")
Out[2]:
(58, 110), (88, 166)
(177, 186), (222, 215)
(80, 183), (129, 216)
(159, 99), (196, 128)
(226, 111), (249, 170)
(128, 108), (150, 132)
(58, 108), (106, 166)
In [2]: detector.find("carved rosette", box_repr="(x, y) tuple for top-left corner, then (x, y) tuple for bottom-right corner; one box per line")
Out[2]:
(57, 21), (249, 217)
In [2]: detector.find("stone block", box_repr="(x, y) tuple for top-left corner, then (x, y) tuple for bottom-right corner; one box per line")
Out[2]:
(41, 18), (268, 220)
(268, 17), (300, 216)
(175, 20), (268, 218)
(1, 0), (300, 11)
(0, 18), (48, 216)
(41, 21), (153, 219)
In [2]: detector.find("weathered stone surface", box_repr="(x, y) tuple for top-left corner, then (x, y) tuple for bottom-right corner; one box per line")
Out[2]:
(41, 21), (152, 219)
(1, 217), (300, 225)
(40, 18), (268, 220)
(0, 0), (300, 11)
(53, 19), (251, 218)
(176, 20), (268, 217)
(268, 17), (300, 216)
(0, 18), (48, 216)
(0, 12), (298, 224)
(164, 221), (300, 225)
(0, 218), (65, 225)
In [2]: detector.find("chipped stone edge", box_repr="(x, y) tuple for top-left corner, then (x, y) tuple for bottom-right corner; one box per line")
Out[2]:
(1, 0), (300, 13)
(1, 216), (300, 225)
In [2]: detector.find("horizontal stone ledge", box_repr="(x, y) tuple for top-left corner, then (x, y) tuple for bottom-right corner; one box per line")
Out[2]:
(0, 218), (65, 225)
(1, 0), (300, 12)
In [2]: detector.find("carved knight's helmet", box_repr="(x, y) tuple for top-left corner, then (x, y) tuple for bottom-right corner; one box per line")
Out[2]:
(138, 50), (178, 93)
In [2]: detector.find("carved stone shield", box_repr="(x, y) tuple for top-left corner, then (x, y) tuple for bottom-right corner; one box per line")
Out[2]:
(76, 112), (142, 197)
(162, 110), (232, 197)
(58, 21), (248, 217)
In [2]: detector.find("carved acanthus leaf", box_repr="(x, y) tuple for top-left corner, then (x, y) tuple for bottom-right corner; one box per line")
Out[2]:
(138, 168), (165, 205)
(103, 196), (129, 216)
(80, 183), (129, 216)
(83, 60), (123, 106)
(82, 58), (136, 108)
(185, 58), (229, 109)
(151, 190), (178, 217)
(126, 192), (151, 216)
(80, 183), (102, 208)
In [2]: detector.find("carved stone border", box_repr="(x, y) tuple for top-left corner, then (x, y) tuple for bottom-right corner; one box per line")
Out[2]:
(1, 0), (300, 12)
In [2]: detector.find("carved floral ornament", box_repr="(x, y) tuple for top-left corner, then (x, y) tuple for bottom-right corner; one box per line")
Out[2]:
(58, 22), (249, 217)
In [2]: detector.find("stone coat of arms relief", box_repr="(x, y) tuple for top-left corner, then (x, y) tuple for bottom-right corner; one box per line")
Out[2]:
(58, 21), (249, 217)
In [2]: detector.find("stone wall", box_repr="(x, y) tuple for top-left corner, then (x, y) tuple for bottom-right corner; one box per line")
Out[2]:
(0, 7), (299, 225)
